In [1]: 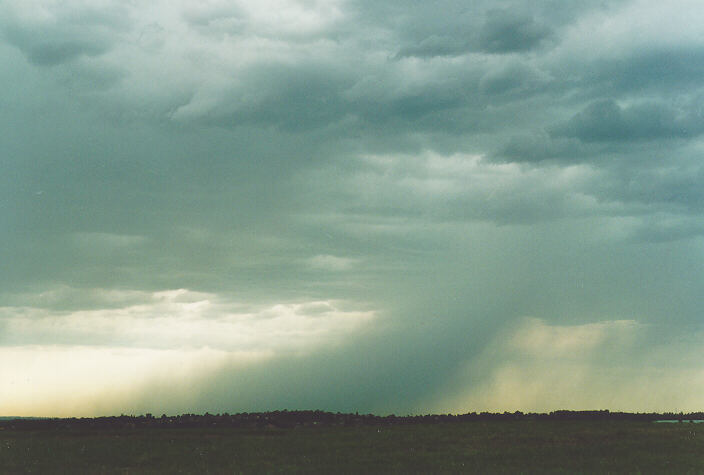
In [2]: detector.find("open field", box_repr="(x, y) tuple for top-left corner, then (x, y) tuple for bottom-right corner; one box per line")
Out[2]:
(1, 419), (704, 473)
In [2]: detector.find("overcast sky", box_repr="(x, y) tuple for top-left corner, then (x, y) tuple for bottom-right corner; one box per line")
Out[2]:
(2, 0), (704, 417)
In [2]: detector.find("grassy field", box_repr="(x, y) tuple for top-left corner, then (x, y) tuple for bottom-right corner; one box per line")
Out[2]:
(1, 420), (703, 473)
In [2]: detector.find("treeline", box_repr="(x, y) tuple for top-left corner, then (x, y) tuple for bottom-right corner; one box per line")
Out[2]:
(1, 410), (703, 431)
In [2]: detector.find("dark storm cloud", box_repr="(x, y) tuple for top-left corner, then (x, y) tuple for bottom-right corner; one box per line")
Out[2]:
(0, 3), (129, 66)
(589, 47), (704, 95)
(552, 99), (701, 143)
(2, 0), (702, 283)
(388, 1), (599, 59)
(628, 216), (704, 243)
(7, 37), (106, 66)
(478, 8), (551, 53)
(178, 63), (355, 131)
(395, 34), (472, 59)
(393, 7), (552, 59)
(493, 134), (587, 162)
(478, 60), (549, 96)
(2, 0), (704, 416)
(599, 160), (704, 212)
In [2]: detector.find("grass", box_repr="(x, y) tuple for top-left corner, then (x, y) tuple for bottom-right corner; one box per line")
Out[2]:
(1, 420), (704, 473)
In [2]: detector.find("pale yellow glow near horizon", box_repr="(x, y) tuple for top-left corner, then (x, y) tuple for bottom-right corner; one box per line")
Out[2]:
(427, 318), (704, 414)
(0, 288), (377, 417)
(0, 345), (245, 417)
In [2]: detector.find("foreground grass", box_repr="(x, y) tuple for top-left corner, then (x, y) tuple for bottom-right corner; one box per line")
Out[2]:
(1, 420), (703, 473)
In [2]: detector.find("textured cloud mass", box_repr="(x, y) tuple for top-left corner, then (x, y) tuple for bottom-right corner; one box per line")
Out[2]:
(1, 0), (704, 416)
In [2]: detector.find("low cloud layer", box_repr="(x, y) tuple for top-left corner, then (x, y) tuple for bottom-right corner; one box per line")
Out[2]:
(1, 0), (703, 416)
(0, 288), (374, 350)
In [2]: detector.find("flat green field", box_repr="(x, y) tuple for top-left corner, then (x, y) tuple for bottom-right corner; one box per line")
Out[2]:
(1, 420), (703, 473)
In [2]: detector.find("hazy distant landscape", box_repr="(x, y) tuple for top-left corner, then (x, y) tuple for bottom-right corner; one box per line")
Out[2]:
(2, 411), (704, 473)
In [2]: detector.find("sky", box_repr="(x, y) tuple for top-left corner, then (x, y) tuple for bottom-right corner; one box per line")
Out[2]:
(1, 0), (704, 417)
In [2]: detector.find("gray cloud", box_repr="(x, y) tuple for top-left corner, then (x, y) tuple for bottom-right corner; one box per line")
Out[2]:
(182, 4), (247, 34)
(390, 1), (590, 59)
(174, 62), (355, 131)
(479, 60), (550, 96)
(494, 133), (588, 162)
(0, 3), (129, 66)
(591, 48), (704, 95)
(2, 0), (704, 416)
(552, 99), (700, 143)
(396, 34), (472, 59)
(478, 8), (551, 53)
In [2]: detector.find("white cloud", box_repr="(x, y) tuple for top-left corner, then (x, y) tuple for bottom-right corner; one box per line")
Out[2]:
(0, 287), (376, 415)
(0, 288), (376, 352)
(556, 0), (704, 61)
